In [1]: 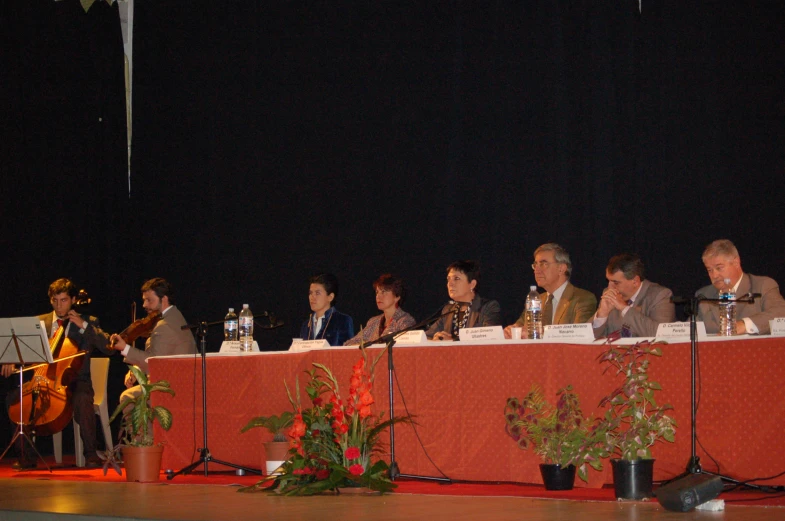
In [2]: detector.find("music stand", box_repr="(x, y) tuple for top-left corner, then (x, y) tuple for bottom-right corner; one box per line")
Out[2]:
(0, 317), (54, 471)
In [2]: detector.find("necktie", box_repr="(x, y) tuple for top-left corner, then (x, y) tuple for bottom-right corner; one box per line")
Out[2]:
(543, 294), (553, 326)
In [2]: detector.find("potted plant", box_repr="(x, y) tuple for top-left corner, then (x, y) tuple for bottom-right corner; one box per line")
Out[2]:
(102, 366), (175, 482)
(240, 412), (295, 475)
(504, 385), (608, 490)
(597, 340), (676, 499)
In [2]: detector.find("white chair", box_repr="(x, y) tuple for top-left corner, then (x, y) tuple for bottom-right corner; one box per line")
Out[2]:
(53, 357), (114, 467)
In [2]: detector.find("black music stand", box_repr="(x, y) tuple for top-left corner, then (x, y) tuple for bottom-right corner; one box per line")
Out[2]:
(165, 319), (261, 479)
(0, 317), (54, 471)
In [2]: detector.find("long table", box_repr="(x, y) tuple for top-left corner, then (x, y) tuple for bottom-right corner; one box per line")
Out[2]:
(149, 338), (785, 486)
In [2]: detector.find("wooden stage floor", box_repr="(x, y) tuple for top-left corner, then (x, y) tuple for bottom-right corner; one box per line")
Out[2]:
(0, 478), (783, 521)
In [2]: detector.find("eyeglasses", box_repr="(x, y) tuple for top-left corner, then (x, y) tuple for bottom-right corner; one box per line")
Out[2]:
(531, 261), (551, 270)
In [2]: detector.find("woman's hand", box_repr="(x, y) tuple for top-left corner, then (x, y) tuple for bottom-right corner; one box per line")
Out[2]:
(432, 331), (453, 341)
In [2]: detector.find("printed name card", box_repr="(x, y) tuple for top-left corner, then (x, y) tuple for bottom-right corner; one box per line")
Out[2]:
(458, 326), (504, 342)
(393, 330), (427, 344)
(770, 318), (785, 336)
(543, 323), (595, 342)
(219, 340), (260, 353)
(655, 322), (707, 341)
(288, 339), (330, 351)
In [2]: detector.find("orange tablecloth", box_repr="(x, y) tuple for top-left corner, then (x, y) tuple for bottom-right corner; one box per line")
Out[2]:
(150, 338), (785, 486)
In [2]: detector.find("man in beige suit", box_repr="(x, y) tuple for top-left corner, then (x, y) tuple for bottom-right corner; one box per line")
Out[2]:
(592, 253), (675, 338)
(111, 278), (196, 402)
(504, 243), (597, 338)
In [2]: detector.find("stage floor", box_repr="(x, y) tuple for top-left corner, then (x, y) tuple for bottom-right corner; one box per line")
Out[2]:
(0, 476), (783, 521)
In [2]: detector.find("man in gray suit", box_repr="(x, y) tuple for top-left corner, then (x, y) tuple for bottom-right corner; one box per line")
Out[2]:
(504, 243), (597, 338)
(111, 278), (196, 403)
(697, 239), (785, 334)
(593, 253), (675, 338)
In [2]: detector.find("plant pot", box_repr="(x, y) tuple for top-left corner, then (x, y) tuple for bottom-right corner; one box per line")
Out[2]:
(123, 445), (164, 483)
(263, 441), (289, 476)
(538, 463), (576, 491)
(611, 458), (655, 500)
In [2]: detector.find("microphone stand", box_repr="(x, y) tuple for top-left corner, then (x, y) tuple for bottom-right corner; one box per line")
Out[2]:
(165, 319), (261, 479)
(367, 304), (458, 484)
(668, 293), (767, 491)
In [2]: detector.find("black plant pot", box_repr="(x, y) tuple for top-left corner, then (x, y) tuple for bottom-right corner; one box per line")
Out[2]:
(539, 463), (576, 491)
(611, 458), (655, 499)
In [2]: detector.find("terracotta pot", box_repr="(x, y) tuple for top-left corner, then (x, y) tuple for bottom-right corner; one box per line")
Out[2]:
(123, 445), (164, 483)
(263, 441), (290, 475)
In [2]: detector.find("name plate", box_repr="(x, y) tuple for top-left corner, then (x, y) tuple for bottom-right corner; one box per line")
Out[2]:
(655, 322), (707, 341)
(288, 339), (330, 351)
(394, 330), (427, 344)
(219, 340), (260, 353)
(770, 318), (785, 336)
(458, 326), (504, 342)
(543, 323), (595, 342)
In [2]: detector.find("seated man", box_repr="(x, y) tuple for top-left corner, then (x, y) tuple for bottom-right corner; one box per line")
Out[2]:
(504, 243), (596, 338)
(593, 253), (675, 338)
(697, 239), (785, 334)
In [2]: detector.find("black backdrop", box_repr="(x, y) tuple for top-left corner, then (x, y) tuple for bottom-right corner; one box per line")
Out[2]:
(1, 1), (784, 445)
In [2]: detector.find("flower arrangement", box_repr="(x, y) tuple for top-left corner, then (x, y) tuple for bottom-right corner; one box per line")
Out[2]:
(504, 385), (609, 482)
(241, 347), (408, 495)
(597, 340), (676, 460)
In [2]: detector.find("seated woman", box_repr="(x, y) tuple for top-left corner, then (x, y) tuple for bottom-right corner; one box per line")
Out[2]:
(344, 274), (416, 346)
(299, 273), (354, 346)
(426, 260), (501, 341)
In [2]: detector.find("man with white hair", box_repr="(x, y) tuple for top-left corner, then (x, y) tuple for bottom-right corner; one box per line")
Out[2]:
(696, 239), (785, 334)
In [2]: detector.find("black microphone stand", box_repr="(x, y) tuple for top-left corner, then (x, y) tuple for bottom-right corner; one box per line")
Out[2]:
(669, 294), (767, 491)
(366, 304), (458, 484)
(166, 319), (261, 479)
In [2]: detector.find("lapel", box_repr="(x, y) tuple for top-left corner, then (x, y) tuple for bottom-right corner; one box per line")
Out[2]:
(633, 280), (651, 311)
(41, 312), (54, 337)
(468, 294), (482, 328)
(553, 283), (573, 324)
(735, 273), (753, 314)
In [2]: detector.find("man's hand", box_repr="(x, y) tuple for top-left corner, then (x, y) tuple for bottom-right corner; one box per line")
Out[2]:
(1, 364), (15, 378)
(124, 370), (137, 388)
(110, 334), (127, 352)
(65, 310), (87, 330)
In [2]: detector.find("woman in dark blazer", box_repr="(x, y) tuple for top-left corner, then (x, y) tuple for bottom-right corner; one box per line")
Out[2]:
(299, 273), (354, 346)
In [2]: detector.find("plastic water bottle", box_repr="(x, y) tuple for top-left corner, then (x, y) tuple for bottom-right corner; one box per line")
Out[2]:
(718, 278), (736, 336)
(525, 286), (543, 339)
(239, 304), (254, 351)
(224, 308), (238, 341)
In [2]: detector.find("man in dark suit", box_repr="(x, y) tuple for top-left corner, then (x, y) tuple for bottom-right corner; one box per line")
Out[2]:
(110, 278), (196, 404)
(2, 278), (111, 469)
(697, 239), (785, 334)
(504, 243), (597, 338)
(592, 254), (675, 338)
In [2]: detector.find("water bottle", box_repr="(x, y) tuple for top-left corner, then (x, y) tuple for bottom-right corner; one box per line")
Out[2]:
(718, 278), (736, 336)
(239, 304), (254, 351)
(224, 308), (238, 341)
(525, 286), (543, 339)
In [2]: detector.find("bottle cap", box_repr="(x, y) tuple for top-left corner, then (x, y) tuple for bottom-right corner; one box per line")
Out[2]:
(530, 285), (537, 291)
(228, 308), (234, 312)
(242, 304), (249, 309)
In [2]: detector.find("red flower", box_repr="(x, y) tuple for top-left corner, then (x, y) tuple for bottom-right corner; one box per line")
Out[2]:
(352, 359), (365, 374)
(350, 375), (362, 389)
(315, 469), (330, 480)
(359, 405), (372, 418)
(348, 464), (365, 476)
(344, 446), (361, 460)
(360, 391), (374, 406)
(312, 397), (323, 407)
(345, 405), (355, 417)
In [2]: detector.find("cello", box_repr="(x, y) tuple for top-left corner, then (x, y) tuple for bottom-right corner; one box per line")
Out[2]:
(7, 290), (92, 436)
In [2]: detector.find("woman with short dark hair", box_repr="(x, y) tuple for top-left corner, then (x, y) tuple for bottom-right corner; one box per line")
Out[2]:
(299, 273), (354, 346)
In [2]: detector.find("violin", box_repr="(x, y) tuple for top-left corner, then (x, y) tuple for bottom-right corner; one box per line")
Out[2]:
(112, 311), (162, 347)
(7, 289), (92, 436)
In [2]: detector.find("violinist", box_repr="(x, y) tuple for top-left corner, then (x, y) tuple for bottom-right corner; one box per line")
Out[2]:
(2, 278), (113, 470)
(110, 278), (196, 406)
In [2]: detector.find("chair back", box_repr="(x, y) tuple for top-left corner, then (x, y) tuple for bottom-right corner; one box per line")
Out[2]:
(90, 357), (110, 407)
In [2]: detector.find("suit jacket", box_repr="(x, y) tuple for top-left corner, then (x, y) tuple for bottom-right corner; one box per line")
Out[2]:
(344, 308), (416, 346)
(38, 312), (112, 384)
(299, 306), (354, 346)
(592, 280), (675, 338)
(697, 273), (785, 334)
(512, 282), (597, 329)
(426, 293), (502, 339)
(124, 306), (197, 373)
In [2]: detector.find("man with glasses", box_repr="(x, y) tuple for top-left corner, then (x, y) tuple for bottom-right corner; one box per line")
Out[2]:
(504, 243), (597, 338)
(592, 253), (675, 338)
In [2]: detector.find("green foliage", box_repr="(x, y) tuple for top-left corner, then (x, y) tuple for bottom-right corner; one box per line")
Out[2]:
(597, 341), (677, 460)
(108, 366), (175, 448)
(240, 412), (295, 442)
(505, 385), (609, 482)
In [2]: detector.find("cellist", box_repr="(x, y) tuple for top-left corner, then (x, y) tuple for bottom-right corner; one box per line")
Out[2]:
(2, 278), (112, 470)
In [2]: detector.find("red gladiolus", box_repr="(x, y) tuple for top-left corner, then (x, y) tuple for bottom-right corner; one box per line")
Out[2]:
(352, 359), (365, 374)
(312, 397), (323, 407)
(344, 446), (361, 460)
(360, 391), (374, 406)
(359, 405), (372, 418)
(350, 375), (362, 389)
(348, 464), (365, 476)
(345, 405), (355, 417)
